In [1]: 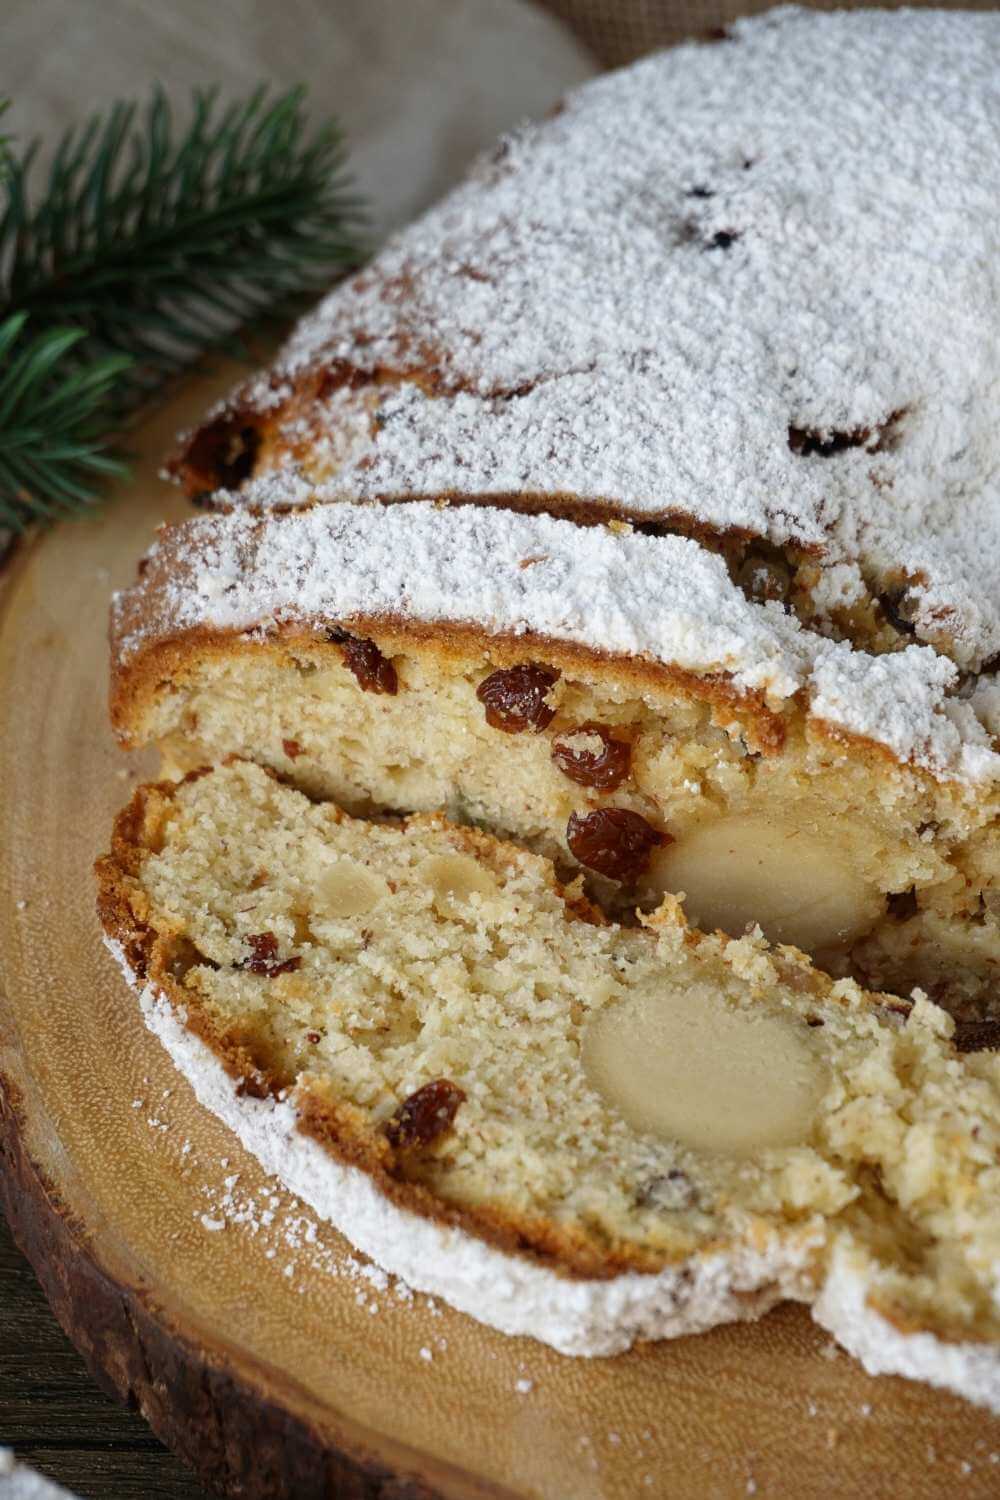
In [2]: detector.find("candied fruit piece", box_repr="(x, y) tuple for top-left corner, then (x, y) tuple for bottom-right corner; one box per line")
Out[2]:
(282, 737), (303, 759)
(342, 637), (398, 694)
(237, 931), (302, 978)
(552, 723), (631, 790)
(566, 808), (667, 882)
(385, 1079), (466, 1148)
(476, 663), (559, 733)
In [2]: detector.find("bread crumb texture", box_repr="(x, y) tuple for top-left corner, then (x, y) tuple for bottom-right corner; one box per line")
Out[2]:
(113, 615), (1000, 1020)
(97, 762), (1000, 1350)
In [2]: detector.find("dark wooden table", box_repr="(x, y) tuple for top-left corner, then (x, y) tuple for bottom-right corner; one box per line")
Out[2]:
(0, 1207), (207, 1499)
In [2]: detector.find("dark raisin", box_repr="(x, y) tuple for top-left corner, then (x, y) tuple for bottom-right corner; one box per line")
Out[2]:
(735, 550), (792, 606)
(886, 888), (919, 921)
(182, 418), (260, 492)
(237, 931), (302, 978)
(384, 1079), (466, 1149)
(566, 808), (668, 883)
(878, 591), (918, 638)
(306, 1031), (321, 1044)
(282, 738), (303, 759)
(788, 424), (870, 458)
(706, 229), (740, 250)
(476, 664), (559, 733)
(953, 1020), (1000, 1054)
(342, 637), (398, 695)
(552, 723), (631, 791)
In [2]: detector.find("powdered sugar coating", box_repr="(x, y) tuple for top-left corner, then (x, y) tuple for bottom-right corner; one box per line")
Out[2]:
(813, 1240), (1000, 1415)
(111, 500), (1000, 781)
(191, 7), (1000, 674)
(103, 939), (1000, 1404)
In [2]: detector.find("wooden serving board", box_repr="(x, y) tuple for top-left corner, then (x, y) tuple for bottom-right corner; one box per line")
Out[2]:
(2, 371), (1000, 1500)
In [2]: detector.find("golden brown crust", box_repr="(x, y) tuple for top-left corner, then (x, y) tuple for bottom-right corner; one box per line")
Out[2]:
(94, 771), (680, 1282)
(111, 608), (944, 799)
(110, 606), (788, 760)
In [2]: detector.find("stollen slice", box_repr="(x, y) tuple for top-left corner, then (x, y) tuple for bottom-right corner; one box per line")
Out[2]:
(97, 760), (1000, 1409)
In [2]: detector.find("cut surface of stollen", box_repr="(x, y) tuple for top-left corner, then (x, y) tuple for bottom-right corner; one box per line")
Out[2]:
(96, 760), (1000, 1411)
(109, 499), (1000, 1021)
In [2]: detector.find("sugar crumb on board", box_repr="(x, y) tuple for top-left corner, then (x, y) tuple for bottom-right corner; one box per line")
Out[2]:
(129, 1096), (465, 1334)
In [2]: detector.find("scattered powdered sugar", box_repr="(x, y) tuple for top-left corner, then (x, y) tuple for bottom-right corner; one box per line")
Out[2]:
(189, 9), (1000, 673)
(125, 1041), (451, 1331)
(113, 500), (1000, 782)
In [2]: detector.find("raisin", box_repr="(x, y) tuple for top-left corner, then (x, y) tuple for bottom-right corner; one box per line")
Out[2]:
(182, 418), (260, 492)
(551, 723), (631, 791)
(237, 931), (302, 978)
(878, 591), (918, 638)
(735, 551), (792, 606)
(476, 664), (559, 733)
(706, 229), (740, 250)
(886, 888), (919, 921)
(306, 1031), (321, 1044)
(342, 637), (398, 695)
(282, 738), (303, 759)
(953, 1020), (1000, 1054)
(566, 808), (667, 883)
(788, 424), (871, 458)
(384, 1079), (466, 1149)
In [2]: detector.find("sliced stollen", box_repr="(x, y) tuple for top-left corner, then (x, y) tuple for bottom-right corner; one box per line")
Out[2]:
(96, 760), (1000, 1408)
(109, 500), (1000, 1020)
(168, 7), (1000, 679)
(132, 5), (1000, 1016)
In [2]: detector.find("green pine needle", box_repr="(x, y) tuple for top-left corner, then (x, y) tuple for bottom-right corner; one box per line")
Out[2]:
(0, 84), (366, 532)
(0, 311), (130, 526)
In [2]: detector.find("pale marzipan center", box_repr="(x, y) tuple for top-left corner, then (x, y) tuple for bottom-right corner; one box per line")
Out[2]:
(583, 982), (826, 1157)
(649, 814), (881, 953)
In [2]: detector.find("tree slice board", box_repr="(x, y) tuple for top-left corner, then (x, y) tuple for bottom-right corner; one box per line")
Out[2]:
(2, 370), (999, 1500)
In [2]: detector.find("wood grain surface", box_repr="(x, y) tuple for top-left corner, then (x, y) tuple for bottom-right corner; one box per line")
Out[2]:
(3, 369), (1000, 1500)
(0, 1208), (207, 1499)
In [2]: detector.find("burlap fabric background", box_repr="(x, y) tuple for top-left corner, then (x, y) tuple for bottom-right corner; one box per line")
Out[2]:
(541, 0), (996, 64)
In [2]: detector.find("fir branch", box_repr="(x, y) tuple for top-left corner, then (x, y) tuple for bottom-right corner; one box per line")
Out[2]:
(0, 312), (129, 529)
(0, 84), (366, 531)
(1, 84), (366, 395)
